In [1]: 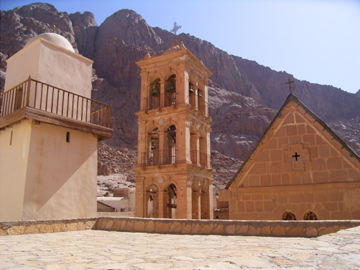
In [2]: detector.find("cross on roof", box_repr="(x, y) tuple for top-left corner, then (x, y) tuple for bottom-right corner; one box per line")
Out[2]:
(285, 78), (295, 94)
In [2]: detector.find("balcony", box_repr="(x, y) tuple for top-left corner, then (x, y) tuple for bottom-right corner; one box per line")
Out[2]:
(190, 150), (211, 168)
(0, 77), (113, 140)
(142, 94), (209, 118)
(139, 150), (177, 167)
(138, 149), (211, 169)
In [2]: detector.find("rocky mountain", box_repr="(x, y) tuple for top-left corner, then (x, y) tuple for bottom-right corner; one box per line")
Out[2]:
(1, 4), (359, 192)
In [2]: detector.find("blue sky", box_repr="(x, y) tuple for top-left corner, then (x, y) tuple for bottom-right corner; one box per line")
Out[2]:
(1, 0), (359, 94)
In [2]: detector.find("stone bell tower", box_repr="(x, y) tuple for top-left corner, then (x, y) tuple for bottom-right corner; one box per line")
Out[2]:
(134, 41), (213, 219)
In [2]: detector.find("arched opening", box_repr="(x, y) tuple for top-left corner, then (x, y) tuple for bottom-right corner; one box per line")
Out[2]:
(165, 75), (176, 106)
(199, 132), (207, 168)
(164, 183), (177, 218)
(149, 78), (160, 110)
(189, 82), (195, 107)
(192, 181), (201, 219)
(198, 88), (205, 114)
(304, 211), (318, 220)
(146, 184), (159, 218)
(190, 129), (199, 166)
(282, 211), (297, 220)
(164, 125), (176, 164)
(200, 181), (210, 219)
(148, 127), (159, 166)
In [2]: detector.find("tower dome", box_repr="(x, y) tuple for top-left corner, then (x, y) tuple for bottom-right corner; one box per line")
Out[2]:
(26, 33), (75, 53)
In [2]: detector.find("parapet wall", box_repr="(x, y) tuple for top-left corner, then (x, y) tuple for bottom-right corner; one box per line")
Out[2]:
(93, 217), (360, 238)
(0, 218), (97, 236)
(1, 217), (360, 238)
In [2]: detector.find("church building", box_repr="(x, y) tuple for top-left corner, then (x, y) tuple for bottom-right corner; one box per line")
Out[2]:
(218, 94), (360, 220)
(134, 41), (214, 219)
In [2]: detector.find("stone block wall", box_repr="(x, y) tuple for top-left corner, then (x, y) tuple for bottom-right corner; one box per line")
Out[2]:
(93, 217), (360, 238)
(220, 99), (360, 221)
(2, 217), (359, 238)
(0, 218), (97, 236)
(227, 182), (360, 220)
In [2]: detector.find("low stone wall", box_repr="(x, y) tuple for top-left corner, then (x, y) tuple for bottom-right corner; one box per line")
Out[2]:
(97, 212), (135, 217)
(2, 217), (360, 237)
(94, 217), (360, 238)
(0, 218), (97, 236)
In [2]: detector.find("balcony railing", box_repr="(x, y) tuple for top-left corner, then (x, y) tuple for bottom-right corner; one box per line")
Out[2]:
(142, 93), (209, 117)
(139, 150), (177, 167)
(0, 77), (112, 129)
(138, 149), (211, 168)
(190, 150), (211, 168)
(189, 98), (209, 118)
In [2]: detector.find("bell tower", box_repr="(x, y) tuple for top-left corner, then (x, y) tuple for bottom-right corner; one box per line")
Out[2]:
(0, 33), (112, 221)
(134, 41), (213, 219)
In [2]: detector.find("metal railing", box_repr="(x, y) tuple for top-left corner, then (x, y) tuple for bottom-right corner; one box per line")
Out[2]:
(138, 149), (211, 168)
(143, 93), (177, 111)
(139, 150), (177, 167)
(142, 93), (208, 117)
(0, 77), (112, 128)
(190, 150), (211, 168)
(189, 97), (209, 117)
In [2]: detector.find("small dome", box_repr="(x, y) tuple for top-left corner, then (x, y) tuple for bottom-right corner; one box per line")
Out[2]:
(26, 33), (75, 53)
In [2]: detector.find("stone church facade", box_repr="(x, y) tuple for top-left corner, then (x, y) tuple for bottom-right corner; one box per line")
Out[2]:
(218, 94), (360, 220)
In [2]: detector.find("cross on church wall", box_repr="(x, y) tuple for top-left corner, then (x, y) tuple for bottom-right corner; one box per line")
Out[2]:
(292, 152), (300, 161)
(284, 144), (309, 171)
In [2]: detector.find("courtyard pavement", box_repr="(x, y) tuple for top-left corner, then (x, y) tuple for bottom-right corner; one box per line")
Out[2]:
(0, 226), (360, 270)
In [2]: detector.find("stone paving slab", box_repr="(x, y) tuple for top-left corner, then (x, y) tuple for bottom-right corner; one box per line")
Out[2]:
(0, 226), (359, 269)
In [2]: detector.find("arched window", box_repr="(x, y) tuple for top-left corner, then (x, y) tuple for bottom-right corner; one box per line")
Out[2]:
(148, 128), (159, 166)
(190, 129), (198, 166)
(282, 211), (297, 220)
(189, 82), (195, 107)
(198, 88), (205, 116)
(164, 183), (177, 218)
(164, 125), (176, 164)
(149, 78), (160, 110)
(146, 184), (159, 218)
(199, 131), (207, 168)
(165, 75), (176, 106)
(304, 211), (318, 220)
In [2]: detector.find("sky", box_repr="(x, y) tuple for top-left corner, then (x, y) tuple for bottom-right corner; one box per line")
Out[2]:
(1, 0), (359, 94)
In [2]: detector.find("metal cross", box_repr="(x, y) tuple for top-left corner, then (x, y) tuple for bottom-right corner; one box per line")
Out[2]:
(170, 22), (182, 35)
(285, 78), (295, 94)
(292, 152), (301, 161)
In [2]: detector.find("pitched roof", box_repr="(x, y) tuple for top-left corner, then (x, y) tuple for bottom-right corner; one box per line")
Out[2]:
(225, 94), (360, 189)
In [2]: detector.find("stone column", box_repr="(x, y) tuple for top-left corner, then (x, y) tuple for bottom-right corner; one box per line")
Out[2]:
(158, 131), (165, 165)
(192, 187), (201, 219)
(158, 190), (164, 218)
(135, 178), (144, 217)
(160, 80), (165, 108)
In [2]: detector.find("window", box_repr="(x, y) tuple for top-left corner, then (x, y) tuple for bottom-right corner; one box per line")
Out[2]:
(165, 75), (176, 106)
(304, 211), (318, 220)
(165, 125), (176, 164)
(148, 128), (159, 166)
(282, 211), (296, 220)
(149, 78), (160, 110)
(66, 132), (70, 143)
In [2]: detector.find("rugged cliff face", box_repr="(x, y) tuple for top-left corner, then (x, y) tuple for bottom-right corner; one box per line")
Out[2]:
(1, 4), (359, 190)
